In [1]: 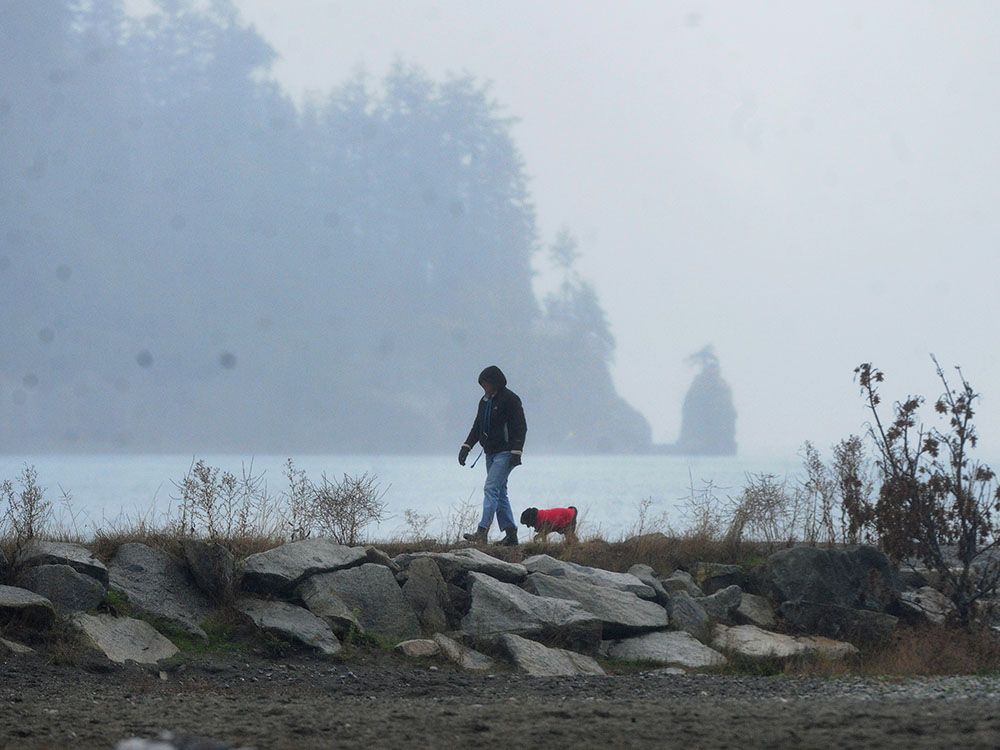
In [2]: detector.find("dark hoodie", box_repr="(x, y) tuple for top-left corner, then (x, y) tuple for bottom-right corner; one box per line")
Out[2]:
(463, 366), (527, 455)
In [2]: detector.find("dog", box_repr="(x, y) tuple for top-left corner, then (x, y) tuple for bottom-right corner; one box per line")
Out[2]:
(520, 506), (578, 543)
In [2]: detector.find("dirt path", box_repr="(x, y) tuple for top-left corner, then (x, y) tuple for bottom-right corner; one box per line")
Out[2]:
(3, 651), (999, 749)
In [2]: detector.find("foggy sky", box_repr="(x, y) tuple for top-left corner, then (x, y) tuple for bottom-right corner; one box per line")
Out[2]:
(131, 0), (1000, 454)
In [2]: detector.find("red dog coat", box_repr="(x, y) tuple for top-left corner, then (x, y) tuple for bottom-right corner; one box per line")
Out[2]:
(535, 507), (577, 532)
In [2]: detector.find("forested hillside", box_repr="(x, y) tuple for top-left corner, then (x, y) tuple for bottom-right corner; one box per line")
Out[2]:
(0, 0), (651, 453)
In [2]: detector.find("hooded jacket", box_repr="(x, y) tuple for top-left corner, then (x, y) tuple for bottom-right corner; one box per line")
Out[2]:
(463, 366), (527, 455)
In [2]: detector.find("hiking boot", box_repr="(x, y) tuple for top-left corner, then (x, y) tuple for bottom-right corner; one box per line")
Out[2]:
(463, 527), (488, 544)
(495, 527), (519, 546)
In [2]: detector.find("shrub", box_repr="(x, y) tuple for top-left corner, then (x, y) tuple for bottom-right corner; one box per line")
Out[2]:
(851, 359), (1000, 626)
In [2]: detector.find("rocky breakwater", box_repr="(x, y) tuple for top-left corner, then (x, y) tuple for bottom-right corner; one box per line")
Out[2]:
(2, 538), (908, 677)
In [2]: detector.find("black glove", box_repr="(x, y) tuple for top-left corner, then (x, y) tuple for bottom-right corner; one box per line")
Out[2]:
(510, 452), (522, 468)
(459, 445), (471, 466)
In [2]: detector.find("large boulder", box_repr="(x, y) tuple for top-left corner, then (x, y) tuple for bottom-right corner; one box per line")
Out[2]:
(432, 633), (495, 671)
(696, 585), (742, 624)
(736, 593), (776, 629)
(15, 564), (106, 613)
(660, 570), (704, 598)
(72, 613), (179, 664)
(460, 572), (601, 652)
(497, 633), (605, 676)
(0, 584), (55, 630)
(237, 598), (341, 655)
(691, 562), (747, 595)
(712, 624), (858, 660)
(779, 601), (898, 645)
(393, 549), (527, 584)
(524, 573), (668, 636)
(665, 592), (711, 640)
(180, 540), (235, 603)
(900, 587), (955, 626)
(627, 564), (672, 607)
(297, 576), (362, 636)
(757, 545), (900, 612)
(400, 557), (452, 634)
(603, 630), (726, 669)
(239, 538), (367, 595)
(300, 563), (421, 641)
(17, 540), (109, 586)
(110, 543), (211, 639)
(523, 555), (654, 598)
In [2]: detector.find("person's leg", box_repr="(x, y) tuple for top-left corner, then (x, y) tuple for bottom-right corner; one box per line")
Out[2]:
(493, 453), (516, 532)
(477, 452), (503, 531)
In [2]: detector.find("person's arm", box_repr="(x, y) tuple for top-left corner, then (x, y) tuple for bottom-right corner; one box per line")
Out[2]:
(508, 394), (526, 457)
(459, 403), (482, 465)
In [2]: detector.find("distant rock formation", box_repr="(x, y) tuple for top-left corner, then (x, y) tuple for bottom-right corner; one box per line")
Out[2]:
(656, 346), (737, 456)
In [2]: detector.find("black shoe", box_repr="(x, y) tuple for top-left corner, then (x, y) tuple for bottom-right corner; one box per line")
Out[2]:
(495, 528), (519, 546)
(463, 527), (488, 544)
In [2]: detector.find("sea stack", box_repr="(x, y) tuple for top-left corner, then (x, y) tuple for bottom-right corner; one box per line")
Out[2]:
(659, 346), (737, 456)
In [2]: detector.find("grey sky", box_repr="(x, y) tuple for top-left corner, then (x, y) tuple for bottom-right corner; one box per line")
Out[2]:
(189, 0), (1000, 453)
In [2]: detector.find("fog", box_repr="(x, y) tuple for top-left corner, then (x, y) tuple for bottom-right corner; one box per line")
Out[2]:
(4, 1), (999, 456)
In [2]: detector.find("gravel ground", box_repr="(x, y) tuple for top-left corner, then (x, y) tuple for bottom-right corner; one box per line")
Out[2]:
(3, 650), (1000, 749)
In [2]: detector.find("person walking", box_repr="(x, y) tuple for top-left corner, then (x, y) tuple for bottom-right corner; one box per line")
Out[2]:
(459, 365), (526, 546)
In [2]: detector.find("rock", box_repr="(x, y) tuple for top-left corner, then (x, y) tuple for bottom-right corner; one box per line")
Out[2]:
(0, 637), (34, 655)
(0, 547), (7, 581)
(297, 577), (362, 636)
(524, 573), (668, 636)
(713, 624), (858, 660)
(72, 613), (179, 664)
(757, 545), (900, 612)
(779, 601), (898, 645)
(523, 554), (654, 598)
(899, 569), (929, 589)
(736, 592), (776, 629)
(660, 570), (704, 598)
(899, 586), (955, 626)
(627, 564), (672, 606)
(363, 546), (401, 574)
(301, 564), (421, 640)
(239, 538), (367, 595)
(17, 540), (109, 586)
(665, 592), (711, 640)
(460, 572), (602, 652)
(394, 548), (527, 584)
(497, 633), (605, 676)
(394, 638), (440, 658)
(15, 564), (106, 613)
(237, 598), (341, 655)
(0, 584), (55, 630)
(400, 557), (451, 634)
(109, 543), (211, 640)
(696, 585), (742, 624)
(603, 630), (726, 669)
(691, 562), (747, 595)
(116, 731), (235, 750)
(432, 633), (495, 671)
(180, 540), (235, 603)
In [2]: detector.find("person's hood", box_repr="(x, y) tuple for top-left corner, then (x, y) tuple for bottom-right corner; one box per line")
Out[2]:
(478, 365), (507, 390)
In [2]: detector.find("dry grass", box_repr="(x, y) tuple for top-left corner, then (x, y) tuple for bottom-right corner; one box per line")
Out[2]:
(781, 625), (1000, 678)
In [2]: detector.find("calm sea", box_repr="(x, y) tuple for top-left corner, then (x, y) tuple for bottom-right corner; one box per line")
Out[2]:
(0, 453), (802, 540)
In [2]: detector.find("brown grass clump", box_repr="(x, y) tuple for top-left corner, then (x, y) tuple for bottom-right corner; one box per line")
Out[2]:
(780, 625), (1000, 678)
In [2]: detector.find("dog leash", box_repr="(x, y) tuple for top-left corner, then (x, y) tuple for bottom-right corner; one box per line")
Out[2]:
(468, 448), (484, 469)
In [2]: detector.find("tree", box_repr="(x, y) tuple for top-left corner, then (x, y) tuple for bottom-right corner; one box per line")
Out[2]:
(852, 359), (1000, 626)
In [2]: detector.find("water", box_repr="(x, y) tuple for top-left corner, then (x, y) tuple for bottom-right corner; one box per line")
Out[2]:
(0, 453), (802, 540)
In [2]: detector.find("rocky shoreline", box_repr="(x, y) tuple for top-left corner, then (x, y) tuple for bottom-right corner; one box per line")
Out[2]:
(1, 537), (998, 748)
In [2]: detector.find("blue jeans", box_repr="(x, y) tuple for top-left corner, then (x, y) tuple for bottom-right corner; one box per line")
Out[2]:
(478, 451), (516, 531)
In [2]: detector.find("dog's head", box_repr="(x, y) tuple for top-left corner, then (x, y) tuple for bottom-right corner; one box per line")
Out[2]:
(519, 507), (539, 528)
